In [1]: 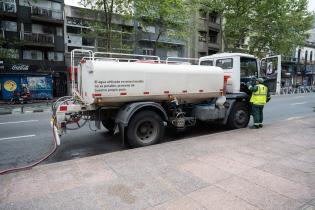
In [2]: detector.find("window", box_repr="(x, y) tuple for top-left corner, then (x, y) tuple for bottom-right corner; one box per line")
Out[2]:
(51, 2), (61, 11)
(198, 52), (206, 57)
(23, 50), (43, 60)
(209, 30), (218, 44)
(200, 60), (213, 66)
(82, 37), (94, 46)
(216, 58), (233, 69)
(198, 31), (207, 42)
(143, 49), (154, 55)
(240, 57), (257, 77)
(67, 17), (82, 26)
(167, 49), (178, 57)
(56, 27), (63, 36)
(32, 24), (54, 34)
(48, 52), (64, 61)
(122, 25), (133, 33)
(199, 9), (207, 19)
(297, 49), (301, 62)
(209, 13), (218, 23)
(67, 26), (81, 34)
(1, 0), (16, 12)
(144, 26), (155, 33)
(3, 21), (17, 32)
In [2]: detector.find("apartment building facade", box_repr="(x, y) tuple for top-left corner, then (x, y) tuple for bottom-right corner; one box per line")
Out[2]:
(188, 8), (222, 58)
(0, 0), (66, 100)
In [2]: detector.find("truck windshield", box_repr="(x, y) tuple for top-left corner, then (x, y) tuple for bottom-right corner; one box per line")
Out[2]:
(240, 57), (257, 77)
(216, 58), (233, 69)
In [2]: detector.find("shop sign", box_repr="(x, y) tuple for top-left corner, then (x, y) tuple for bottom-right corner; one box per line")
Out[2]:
(11, 64), (29, 71)
(4, 80), (17, 92)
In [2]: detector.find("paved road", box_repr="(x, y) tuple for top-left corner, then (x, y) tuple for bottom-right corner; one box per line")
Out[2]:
(0, 93), (314, 170)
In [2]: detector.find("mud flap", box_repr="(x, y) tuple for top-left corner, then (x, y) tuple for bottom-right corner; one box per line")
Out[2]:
(53, 125), (61, 146)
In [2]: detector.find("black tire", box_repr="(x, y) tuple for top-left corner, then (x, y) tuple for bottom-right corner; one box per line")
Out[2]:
(226, 102), (250, 129)
(126, 110), (164, 147)
(102, 119), (115, 135)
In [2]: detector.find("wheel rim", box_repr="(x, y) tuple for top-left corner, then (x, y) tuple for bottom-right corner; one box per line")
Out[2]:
(234, 109), (248, 126)
(135, 120), (158, 143)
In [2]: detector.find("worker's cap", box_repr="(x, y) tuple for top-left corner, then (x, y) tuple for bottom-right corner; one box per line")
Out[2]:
(257, 78), (264, 83)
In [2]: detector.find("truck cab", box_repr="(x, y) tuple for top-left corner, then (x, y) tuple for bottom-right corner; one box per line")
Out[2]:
(199, 53), (259, 94)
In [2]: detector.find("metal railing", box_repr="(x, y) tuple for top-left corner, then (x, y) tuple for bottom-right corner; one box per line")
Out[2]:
(0, 1), (16, 13)
(31, 6), (63, 20)
(20, 32), (54, 45)
(280, 86), (315, 95)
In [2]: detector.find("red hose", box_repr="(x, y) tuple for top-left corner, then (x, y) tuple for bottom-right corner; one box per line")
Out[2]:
(0, 127), (58, 175)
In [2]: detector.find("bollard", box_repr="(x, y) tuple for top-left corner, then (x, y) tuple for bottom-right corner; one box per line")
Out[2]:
(21, 105), (24, 113)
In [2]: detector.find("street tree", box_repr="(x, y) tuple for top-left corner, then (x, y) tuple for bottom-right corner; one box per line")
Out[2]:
(79, 0), (133, 52)
(198, 0), (313, 57)
(133, 0), (192, 55)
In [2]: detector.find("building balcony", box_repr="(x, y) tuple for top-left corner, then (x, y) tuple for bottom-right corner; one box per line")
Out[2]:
(208, 21), (220, 30)
(208, 41), (220, 50)
(20, 32), (54, 47)
(138, 32), (185, 45)
(198, 41), (208, 52)
(31, 6), (63, 24)
(0, 1), (16, 16)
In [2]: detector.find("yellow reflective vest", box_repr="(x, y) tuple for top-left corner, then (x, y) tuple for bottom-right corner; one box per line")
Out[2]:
(250, 84), (268, 105)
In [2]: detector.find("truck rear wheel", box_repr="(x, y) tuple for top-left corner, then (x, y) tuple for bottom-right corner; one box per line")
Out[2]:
(102, 119), (115, 135)
(126, 110), (164, 147)
(227, 102), (250, 129)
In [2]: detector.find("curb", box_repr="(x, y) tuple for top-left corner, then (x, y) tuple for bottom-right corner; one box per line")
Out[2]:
(0, 111), (12, 115)
(33, 109), (44, 113)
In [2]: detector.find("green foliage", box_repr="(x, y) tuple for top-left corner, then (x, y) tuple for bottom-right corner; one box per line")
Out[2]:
(0, 37), (22, 60)
(132, 0), (193, 54)
(79, 0), (133, 51)
(198, 0), (313, 57)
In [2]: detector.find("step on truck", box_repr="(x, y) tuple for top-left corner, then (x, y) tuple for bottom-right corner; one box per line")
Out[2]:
(51, 50), (259, 147)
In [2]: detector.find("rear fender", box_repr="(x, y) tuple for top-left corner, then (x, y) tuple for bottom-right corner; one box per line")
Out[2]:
(115, 102), (168, 127)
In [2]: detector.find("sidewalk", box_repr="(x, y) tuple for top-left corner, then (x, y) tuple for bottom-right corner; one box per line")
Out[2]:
(1, 117), (315, 210)
(0, 100), (55, 115)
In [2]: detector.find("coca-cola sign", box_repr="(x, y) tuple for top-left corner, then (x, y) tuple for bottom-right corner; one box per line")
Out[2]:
(11, 64), (29, 71)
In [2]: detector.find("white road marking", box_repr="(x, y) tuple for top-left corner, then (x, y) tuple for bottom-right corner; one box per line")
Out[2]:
(293, 96), (306, 99)
(0, 120), (39, 125)
(290, 102), (307, 106)
(286, 116), (303, 121)
(0, 134), (36, 141)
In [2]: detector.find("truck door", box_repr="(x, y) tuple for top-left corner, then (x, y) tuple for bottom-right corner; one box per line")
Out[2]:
(260, 55), (281, 95)
(240, 57), (259, 94)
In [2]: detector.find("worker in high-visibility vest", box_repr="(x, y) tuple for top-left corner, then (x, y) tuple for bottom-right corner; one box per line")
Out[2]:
(248, 78), (271, 129)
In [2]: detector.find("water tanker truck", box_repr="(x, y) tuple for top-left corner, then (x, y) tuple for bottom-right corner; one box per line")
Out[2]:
(51, 50), (260, 147)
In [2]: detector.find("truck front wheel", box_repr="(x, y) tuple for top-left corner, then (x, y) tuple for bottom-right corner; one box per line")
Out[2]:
(126, 110), (164, 147)
(226, 102), (250, 129)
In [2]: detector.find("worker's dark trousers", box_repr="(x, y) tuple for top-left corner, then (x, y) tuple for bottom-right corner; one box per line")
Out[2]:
(252, 104), (264, 126)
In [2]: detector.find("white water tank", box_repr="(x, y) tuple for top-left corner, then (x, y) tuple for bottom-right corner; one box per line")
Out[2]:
(79, 60), (224, 105)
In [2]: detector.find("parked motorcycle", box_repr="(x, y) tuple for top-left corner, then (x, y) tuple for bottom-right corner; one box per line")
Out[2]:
(9, 91), (32, 104)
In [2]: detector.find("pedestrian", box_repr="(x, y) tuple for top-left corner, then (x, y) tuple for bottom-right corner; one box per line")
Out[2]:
(248, 78), (271, 129)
